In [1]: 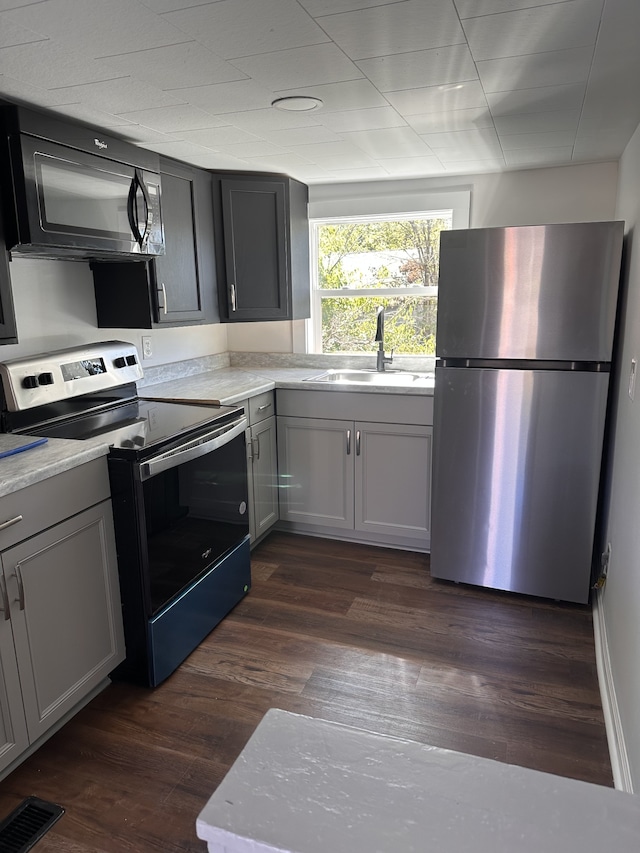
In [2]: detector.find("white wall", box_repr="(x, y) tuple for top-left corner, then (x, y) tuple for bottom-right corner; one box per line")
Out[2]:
(0, 257), (228, 364)
(227, 161), (619, 353)
(600, 124), (640, 792)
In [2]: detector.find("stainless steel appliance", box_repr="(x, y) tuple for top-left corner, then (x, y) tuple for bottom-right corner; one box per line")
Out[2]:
(431, 222), (624, 604)
(0, 342), (250, 686)
(0, 104), (164, 259)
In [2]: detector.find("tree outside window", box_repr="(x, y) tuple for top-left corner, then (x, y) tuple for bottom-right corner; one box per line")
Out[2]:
(310, 212), (452, 355)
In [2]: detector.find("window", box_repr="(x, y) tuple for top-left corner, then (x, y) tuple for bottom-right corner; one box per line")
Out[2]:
(309, 211), (452, 355)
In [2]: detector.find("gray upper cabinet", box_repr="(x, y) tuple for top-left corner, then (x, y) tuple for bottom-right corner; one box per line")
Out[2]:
(92, 157), (218, 328)
(214, 174), (310, 322)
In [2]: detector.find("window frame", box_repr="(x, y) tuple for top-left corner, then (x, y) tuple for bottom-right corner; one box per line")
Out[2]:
(308, 209), (451, 355)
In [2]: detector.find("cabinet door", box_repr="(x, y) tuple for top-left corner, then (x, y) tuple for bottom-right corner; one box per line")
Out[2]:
(153, 163), (210, 324)
(0, 598), (28, 775)
(220, 178), (289, 321)
(250, 416), (279, 541)
(277, 416), (354, 529)
(0, 202), (17, 343)
(355, 422), (431, 545)
(4, 501), (125, 742)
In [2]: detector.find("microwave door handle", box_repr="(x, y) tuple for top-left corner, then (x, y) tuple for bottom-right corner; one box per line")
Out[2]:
(136, 171), (152, 247)
(127, 174), (144, 247)
(127, 171), (151, 248)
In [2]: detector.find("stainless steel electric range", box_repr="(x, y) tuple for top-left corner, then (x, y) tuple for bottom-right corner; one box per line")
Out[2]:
(0, 341), (251, 686)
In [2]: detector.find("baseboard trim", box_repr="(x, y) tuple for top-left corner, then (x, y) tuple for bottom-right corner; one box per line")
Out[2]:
(592, 587), (634, 793)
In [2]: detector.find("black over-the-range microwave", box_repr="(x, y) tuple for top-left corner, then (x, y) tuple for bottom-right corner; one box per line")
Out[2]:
(0, 103), (165, 260)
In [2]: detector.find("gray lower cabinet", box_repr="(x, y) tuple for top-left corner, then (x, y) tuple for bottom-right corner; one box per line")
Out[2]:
(276, 390), (433, 550)
(245, 392), (279, 544)
(0, 460), (125, 778)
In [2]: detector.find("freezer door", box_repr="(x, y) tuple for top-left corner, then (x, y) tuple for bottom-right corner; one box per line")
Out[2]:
(436, 222), (623, 361)
(430, 367), (609, 603)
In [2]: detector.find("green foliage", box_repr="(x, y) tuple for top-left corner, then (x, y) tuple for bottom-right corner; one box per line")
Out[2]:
(317, 217), (448, 353)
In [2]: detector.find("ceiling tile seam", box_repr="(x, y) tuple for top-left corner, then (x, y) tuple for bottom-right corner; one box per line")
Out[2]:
(371, 74), (482, 96)
(572, 0), (607, 160)
(455, 0), (584, 22)
(159, 71), (252, 92)
(311, 0), (414, 21)
(474, 42), (597, 64)
(350, 37), (469, 66)
(46, 75), (134, 91)
(92, 38), (196, 60)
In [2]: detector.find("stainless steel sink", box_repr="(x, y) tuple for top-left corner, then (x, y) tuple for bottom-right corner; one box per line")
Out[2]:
(304, 369), (432, 385)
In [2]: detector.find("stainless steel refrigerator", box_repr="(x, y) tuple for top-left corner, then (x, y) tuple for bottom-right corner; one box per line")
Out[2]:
(430, 222), (624, 604)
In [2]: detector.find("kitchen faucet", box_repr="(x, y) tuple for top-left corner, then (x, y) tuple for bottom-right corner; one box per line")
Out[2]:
(375, 306), (394, 371)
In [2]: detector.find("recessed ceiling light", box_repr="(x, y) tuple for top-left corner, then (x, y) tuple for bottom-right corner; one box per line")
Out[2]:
(271, 96), (324, 112)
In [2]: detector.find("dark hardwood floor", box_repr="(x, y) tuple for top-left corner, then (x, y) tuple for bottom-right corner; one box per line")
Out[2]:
(0, 532), (611, 851)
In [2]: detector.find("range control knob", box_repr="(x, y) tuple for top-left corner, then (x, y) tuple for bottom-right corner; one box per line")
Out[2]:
(114, 356), (127, 368)
(22, 375), (38, 389)
(38, 372), (54, 386)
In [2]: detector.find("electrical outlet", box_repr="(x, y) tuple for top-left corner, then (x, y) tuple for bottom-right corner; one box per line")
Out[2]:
(142, 336), (153, 359)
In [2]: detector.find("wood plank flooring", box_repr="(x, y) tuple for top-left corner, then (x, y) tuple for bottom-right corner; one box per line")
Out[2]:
(0, 532), (612, 851)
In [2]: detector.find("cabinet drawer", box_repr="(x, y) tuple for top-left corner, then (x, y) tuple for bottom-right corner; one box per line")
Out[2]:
(249, 391), (275, 424)
(276, 389), (432, 425)
(0, 457), (110, 551)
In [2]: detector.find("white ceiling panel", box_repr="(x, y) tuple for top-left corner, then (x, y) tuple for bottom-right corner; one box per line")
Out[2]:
(494, 110), (581, 136)
(486, 83), (586, 118)
(117, 104), (225, 133)
(98, 41), (247, 91)
(232, 44), (362, 90)
(0, 0), (636, 183)
(500, 130), (578, 151)
(477, 46), (594, 94)
(462, 0), (604, 63)
(169, 80), (276, 116)
(317, 0), (465, 61)
(377, 156), (446, 176)
(0, 41), (125, 90)
(0, 17), (47, 48)
(385, 81), (489, 116)
(406, 108), (494, 134)
(3, 0), (189, 57)
(263, 126), (342, 146)
(357, 44), (478, 93)
(319, 107), (406, 133)
(504, 146), (574, 166)
(342, 127), (434, 158)
(299, 1), (405, 16)
(51, 78), (185, 114)
(163, 0), (328, 60)
(171, 125), (262, 147)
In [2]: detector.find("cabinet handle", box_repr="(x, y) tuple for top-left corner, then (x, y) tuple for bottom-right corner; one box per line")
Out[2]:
(14, 564), (25, 611)
(161, 282), (168, 315)
(252, 435), (260, 461)
(230, 283), (237, 312)
(356, 430), (361, 456)
(0, 514), (22, 531)
(0, 574), (10, 621)
(346, 429), (351, 455)
(256, 403), (271, 412)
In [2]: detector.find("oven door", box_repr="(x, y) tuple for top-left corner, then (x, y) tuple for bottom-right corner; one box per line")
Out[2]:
(138, 415), (249, 616)
(13, 134), (164, 258)
(110, 413), (250, 686)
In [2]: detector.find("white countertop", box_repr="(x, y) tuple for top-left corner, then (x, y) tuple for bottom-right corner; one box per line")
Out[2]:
(0, 364), (433, 499)
(0, 433), (110, 499)
(141, 365), (434, 406)
(197, 708), (640, 853)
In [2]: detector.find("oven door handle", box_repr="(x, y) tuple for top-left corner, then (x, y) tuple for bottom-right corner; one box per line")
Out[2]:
(138, 415), (247, 481)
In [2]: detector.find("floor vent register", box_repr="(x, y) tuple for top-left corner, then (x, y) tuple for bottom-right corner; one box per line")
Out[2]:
(0, 796), (64, 852)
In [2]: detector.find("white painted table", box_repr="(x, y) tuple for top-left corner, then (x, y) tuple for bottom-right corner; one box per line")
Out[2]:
(196, 708), (640, 853)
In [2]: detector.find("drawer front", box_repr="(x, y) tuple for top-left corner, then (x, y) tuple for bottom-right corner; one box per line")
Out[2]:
(0, 458), (110, 552)
(249, 391), (275, 425)
(276, 389), (433, 426)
